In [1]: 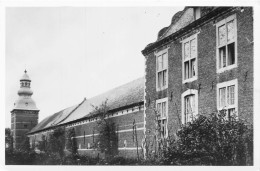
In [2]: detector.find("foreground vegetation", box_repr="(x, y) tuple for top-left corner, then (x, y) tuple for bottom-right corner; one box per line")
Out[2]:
(5, 110), (253, 165)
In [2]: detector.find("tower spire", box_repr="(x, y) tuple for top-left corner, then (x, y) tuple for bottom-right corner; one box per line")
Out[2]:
(11, 70), (39, 149)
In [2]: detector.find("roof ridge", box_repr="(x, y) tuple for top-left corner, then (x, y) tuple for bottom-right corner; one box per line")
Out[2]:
(55, 98), (87, 125)
(85, 77), (144, 101)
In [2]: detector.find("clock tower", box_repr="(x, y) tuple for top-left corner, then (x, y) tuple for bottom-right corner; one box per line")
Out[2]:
(11, 70), (39, 149)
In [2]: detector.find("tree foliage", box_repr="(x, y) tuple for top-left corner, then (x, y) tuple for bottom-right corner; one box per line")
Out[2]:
(92, 100), (118, 158)
(160, 110), (253, 165)
(66, 128), (78, 156)
(20, 136), (31, 153)
(5, 128), (13, 151)
(47, 127), (66, 158)
(38, 135), (47, 153)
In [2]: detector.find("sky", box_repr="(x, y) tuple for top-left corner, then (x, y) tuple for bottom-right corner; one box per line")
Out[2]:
(5, 7), (184, 127)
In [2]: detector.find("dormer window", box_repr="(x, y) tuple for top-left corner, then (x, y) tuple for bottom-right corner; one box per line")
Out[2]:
(194, 7), (201, 20)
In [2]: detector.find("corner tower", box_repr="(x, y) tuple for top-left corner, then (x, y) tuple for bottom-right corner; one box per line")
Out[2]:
(11, 70), (39, 149)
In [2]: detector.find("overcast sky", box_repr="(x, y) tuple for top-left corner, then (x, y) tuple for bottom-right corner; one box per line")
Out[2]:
(5, 7), (184, 127)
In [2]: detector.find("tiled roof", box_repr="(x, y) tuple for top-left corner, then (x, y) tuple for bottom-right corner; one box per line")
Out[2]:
(29, 77), (144, 134)
(29, 105), (78, 133)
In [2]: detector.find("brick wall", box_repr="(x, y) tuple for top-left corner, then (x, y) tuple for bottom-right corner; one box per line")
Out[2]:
(144, 7), (253, 140)
(29, 104), (144, 158)
(12, 110), (39, 149)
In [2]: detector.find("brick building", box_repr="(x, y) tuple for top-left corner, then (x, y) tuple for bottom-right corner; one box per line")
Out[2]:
(16, 6), (253, 158)
(27, 77), (144, 157)
(11, 70), (39, 149)
(142, 7), (253, 141)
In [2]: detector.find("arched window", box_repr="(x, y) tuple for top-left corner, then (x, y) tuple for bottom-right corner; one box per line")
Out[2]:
(181, 89), (198, 124)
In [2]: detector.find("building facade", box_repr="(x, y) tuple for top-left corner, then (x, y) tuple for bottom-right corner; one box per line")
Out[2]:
(27, 77), (144, 158)
(11, 70), (39, 149)
(21, 6), (253, 158)
(142, 7), (253, 141)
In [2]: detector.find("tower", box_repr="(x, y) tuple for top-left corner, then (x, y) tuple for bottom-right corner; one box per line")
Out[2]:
(11, 70), (39, 149)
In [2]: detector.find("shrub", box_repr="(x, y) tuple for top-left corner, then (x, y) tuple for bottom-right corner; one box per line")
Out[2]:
(160, 110), (253, 165)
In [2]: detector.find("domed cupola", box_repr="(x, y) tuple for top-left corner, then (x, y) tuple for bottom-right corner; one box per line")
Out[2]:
(18, 70), (33, 96)
(13, 70), (38, 110)
(11, 70), (39, 150)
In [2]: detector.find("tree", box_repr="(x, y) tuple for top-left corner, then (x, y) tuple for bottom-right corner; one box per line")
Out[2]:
(5, 128), (13, 151)
(91, 100), (118, 158)
(20, 136), (31, 152)
(66, 128), (78, 156)
(47, 127), (66, 158)
(38, 135), (48, 153)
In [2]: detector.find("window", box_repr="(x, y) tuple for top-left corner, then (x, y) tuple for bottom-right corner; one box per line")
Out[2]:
(182, 34), (198, 83)
(194, 7), (201, 20)
(156, 98), (168, 138)
(217, 79), (238, 120)
(156, 49), (168, 91)
(216, 14), (237, 72)
(182, 89), (198, 124)
(78, 143), (81, 149)
(88, 143), (90, 149)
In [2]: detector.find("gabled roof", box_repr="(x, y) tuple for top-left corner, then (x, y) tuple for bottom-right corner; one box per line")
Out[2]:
(142, 7), (231, 55)
(157, 8), (194, 41)
(28, 77), (144, 134)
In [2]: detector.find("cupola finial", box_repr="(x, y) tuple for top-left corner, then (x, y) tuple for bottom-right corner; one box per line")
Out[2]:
(24, 69), (27, 74)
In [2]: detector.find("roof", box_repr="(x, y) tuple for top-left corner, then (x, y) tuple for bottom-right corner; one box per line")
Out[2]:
(28, 77), (144, 134)
(142, 7), (232, 55)
(12, 96), (38, 111)
(20, 71), (31, 82)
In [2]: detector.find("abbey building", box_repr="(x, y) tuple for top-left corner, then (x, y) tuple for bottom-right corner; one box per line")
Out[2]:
(11, 7), (253, 158)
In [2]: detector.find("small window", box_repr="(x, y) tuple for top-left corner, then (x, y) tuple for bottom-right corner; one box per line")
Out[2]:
(182, 89), (198, 124)
(156, 98), (168, 138)
(194, 7), (201, 20)
(217, 79), (238, 120)
(156, 49), (168, 91)
(216, 14), (237, 72)
(24, 124), (28, 128)
(124, 140), (127, 147)
(79, 144), (81, 149)
(182, 34), (198, 83)
(88, 143), (90, 149)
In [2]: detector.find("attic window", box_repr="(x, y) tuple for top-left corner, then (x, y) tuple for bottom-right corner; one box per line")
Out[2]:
(194, 7), (201, 20)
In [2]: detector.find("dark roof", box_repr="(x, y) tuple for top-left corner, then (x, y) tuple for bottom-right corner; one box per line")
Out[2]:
(28, 77), (144, 134)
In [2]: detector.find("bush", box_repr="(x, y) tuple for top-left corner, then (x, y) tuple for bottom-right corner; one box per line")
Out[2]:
(160, 111), (253, 165)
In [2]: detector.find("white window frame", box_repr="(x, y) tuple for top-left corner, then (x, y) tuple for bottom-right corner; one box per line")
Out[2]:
(156, 97), (168, 138)
(181, 89), (198, 124)
(216, 14), (237, 73)
(216, 79), (238, 118)
(182, 34), (198, 84)
(155, 48), (168, 91)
